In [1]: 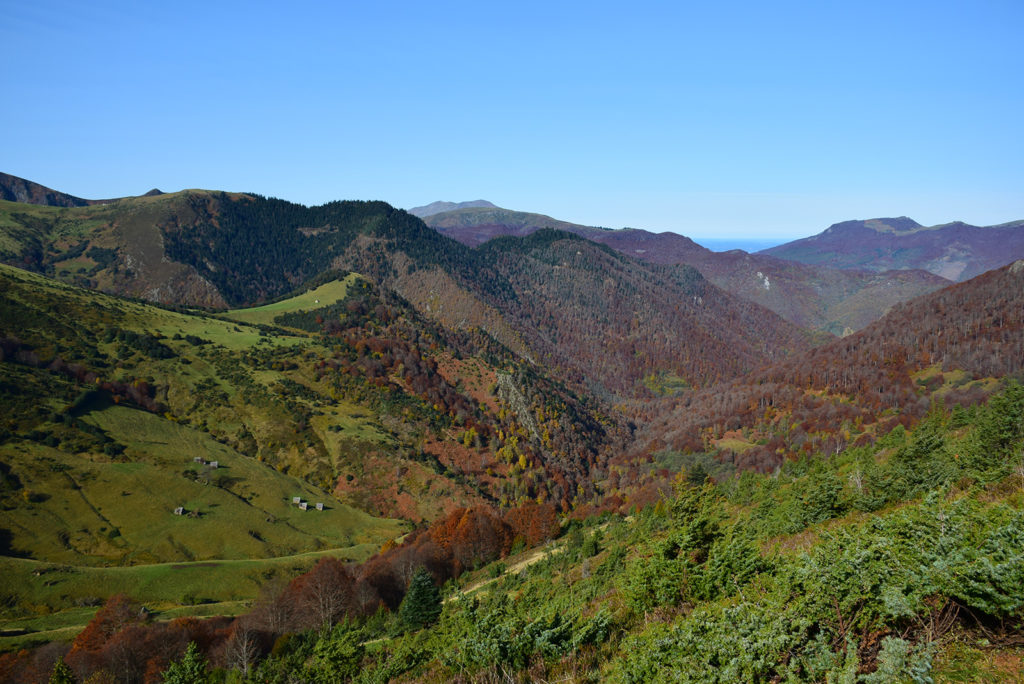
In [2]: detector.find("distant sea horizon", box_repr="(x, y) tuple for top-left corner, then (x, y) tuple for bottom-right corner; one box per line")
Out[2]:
(691, 237), (792, 253)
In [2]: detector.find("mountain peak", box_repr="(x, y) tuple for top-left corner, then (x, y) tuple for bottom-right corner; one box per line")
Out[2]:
(864, 217), (922, 233)
(1, 171), (92, 207)
(764, 215), (1024, 282)
(822, 217), (922, 235)
(407, 200), (498, 218)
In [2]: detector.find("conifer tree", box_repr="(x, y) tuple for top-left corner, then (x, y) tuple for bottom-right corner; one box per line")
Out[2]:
(398, 567), (441, 630)
(312, 622), (364, 682)
(161, 641), (209, 684)
(48, 657), (76, 684)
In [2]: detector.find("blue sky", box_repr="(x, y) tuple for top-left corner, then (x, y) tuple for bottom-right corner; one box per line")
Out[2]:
(2, 0), (1022, 239)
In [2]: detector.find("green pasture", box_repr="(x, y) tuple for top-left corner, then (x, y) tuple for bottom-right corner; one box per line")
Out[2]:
(0, 543), (380, 651)
(1, 405), (403, 569)
(223, 274), (361, 326)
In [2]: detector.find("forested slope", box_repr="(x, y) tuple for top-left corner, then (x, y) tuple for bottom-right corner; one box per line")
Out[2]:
(635, 259), (1024, 473)
(0, 189), (813, 400)
(421, 204), (952, 334)
(477, 230), (811, 395)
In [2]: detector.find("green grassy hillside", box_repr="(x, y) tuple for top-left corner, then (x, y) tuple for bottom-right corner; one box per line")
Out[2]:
(0, 257), (627, 653)
(224, 274), (361, 326)
(0, 264), (410, 560)
(0, 260), (620, 552)
(3, 405), (397, 565)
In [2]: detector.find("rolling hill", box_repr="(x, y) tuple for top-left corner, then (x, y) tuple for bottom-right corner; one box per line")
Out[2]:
(0, 261), (625, 544)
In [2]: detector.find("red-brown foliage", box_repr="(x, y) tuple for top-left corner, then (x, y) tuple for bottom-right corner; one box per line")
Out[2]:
(56, 594), (238, 684)
(635, 261), (1024, 471)
(66, 594), (147, 676)
(503, 502), (560, 547)
(285, 557), (355, 630)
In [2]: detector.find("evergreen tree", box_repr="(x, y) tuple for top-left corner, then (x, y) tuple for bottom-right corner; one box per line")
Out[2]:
(162, 641), (209, 684)
(311, 622), (364, 683)
(398, 567), (442, 630)
(967, 380), (1024, 474)
(48, 657), (76, 684)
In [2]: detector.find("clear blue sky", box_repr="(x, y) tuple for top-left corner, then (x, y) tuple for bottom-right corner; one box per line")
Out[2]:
(2, 0), (1022, 239)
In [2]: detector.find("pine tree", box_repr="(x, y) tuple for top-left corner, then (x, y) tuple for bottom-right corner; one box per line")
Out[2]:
(48, 657), (76, 684)
(398, 567), (441, 630)
(312, 622), (364, 682)
(162, 641), (209, 684)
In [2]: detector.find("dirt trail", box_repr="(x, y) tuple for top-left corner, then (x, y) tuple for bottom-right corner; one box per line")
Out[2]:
(449, 541), (565, 601)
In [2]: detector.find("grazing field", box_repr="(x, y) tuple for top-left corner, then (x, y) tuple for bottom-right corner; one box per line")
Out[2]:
(223, 274), (361, 326)
(0, 543), (382, 651)
(1, 405), (404, 568)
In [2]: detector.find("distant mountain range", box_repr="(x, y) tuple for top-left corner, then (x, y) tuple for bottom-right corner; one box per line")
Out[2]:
(408, 200), (498, 218)
(761, 216), (1024, 282)
(7, 171), (1021, 338)
(416, 203), (973, 335)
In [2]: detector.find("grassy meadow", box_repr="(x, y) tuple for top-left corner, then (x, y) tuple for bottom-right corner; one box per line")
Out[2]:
(0, 263), (422, 646)
(223, 274), (361, 326)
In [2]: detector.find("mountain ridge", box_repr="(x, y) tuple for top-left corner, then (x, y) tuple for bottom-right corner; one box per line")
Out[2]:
(0, 179), (810, 402)
(763, 216), (1024, 281)
(418, 202), (953, 334)
(0, 172), (134, 207)
(408, 199), (497, 218)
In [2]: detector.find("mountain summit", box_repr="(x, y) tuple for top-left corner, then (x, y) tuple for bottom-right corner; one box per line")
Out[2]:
(822, 216), (923, 235)
(407, 199), (497, 218)
(762, 216), (1024, 281)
